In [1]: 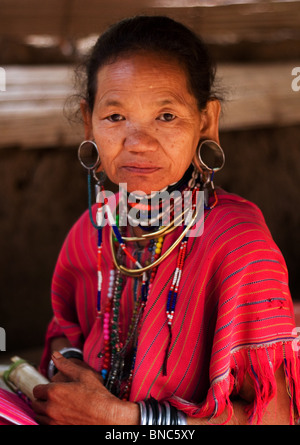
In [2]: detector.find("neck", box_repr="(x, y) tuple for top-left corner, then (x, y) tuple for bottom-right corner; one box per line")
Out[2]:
(124, 164), (198, 230)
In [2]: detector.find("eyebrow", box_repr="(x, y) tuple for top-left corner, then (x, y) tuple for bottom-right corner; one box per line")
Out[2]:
(99, 94), (191, 110)
(100, 99), (123, 107)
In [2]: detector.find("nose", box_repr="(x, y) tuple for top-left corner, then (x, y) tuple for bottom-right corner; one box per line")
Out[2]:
(123, 125), (158, 153)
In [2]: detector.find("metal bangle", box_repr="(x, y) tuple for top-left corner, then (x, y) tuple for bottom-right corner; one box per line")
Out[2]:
(47, 347), (83, 379)
(138, 401), (147, 425)
(138, 398), (187, 426)
(149, 397), (158, 425)
(177, 410), (188, 425)
(59, 347), (83, 361)
(163, 401), (171, 425)
(157, 402), (162, 425)
(147, 401), (153, 425)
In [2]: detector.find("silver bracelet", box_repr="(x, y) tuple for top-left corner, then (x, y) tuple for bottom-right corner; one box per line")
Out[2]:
(163, 401), (171, 425)
(47, 347), (83, 379)
(138, 401), (147, 425)
(177, 409), (188, 425)
(157, 402), (162, 425)
(138, 398), (187, 425)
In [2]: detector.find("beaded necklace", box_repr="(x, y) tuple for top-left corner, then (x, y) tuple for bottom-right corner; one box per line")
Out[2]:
(91, 169), (201, 398)
(99, 236), (164, 398)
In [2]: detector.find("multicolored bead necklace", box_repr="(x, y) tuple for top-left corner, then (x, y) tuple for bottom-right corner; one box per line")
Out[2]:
(91, 169), (201, 398)
(99, 232), (165, 399)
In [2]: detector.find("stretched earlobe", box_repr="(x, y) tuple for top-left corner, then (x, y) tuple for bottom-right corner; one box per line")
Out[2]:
(199, 99), (221, 144)
(80, 99), (94, 140)
(193, 139), (225, 175)
(193, 139), (225, 210)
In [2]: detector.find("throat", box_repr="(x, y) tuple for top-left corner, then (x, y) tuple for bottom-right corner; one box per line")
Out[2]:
(124, 164), (196, 230)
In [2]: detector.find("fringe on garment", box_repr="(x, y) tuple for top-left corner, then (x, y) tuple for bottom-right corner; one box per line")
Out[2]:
(169, 342), (300, 425)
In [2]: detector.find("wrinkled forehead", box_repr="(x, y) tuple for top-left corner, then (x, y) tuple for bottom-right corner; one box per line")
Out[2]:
(93, 49), (193, 100)
(92, 51), (196, 110)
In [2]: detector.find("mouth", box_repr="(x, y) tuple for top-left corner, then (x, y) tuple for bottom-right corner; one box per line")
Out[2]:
(121, 164), (161, 174)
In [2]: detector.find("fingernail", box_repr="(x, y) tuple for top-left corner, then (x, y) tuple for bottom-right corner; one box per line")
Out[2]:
(52, 351), (62, 360)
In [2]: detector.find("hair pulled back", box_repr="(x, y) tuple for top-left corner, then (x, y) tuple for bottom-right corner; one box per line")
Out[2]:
(84, 15), (217, 112)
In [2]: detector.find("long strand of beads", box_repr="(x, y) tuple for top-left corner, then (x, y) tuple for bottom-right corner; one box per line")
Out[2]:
(101, 298), (111, 381)
(166, 238), (187, 328)
(96, 229), (103, 317)
(149, 236), (164, 291)
(100, 187), (143, 270)
(165, 187), (198, 328)
(162, 188), (199, 375)
(100, 269), (115, 380)
(121, 238), (163, 400)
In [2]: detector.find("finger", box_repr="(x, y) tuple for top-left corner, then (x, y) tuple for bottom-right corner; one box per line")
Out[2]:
(51, 351), (84, 381)
(51, 371), (71, 383)
(32, 401), (55, 426)
(33, 383), (52, 400)
(34, 414), (52, 425)
(31, 398), (47, 414)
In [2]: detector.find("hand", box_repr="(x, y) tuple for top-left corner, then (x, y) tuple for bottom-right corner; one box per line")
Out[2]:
(50, 357), (94, 383)
(32, 352), (139, 425)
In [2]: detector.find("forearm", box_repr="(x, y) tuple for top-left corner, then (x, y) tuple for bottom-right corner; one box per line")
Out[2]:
(50, 337), (73, 353)
(131, 390), (290, 426)
(187, 399), (249, 425)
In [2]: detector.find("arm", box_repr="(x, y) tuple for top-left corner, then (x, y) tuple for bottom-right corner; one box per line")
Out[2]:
(32, 354), (291, 425)
(47, 338), (94, 384)
(50, 337), (72, 352)
(188, 365), (291, 425)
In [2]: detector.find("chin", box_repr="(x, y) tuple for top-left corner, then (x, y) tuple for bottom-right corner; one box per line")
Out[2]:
(118, 179), (165, 196)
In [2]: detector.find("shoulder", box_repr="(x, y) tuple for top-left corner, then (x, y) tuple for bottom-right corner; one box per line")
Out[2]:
(200, 188), (287, 273)
(211, 189), (266, 223)
(205, 188), (274, 242)
(56, 191), (118, 265)
(54, 207), (96, 273)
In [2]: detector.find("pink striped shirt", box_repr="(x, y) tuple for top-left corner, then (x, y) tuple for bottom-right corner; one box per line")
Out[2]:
(40, 189), (300, 423)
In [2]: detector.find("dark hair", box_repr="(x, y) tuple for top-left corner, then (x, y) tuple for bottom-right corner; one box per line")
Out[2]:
(83, 15), (217, 112)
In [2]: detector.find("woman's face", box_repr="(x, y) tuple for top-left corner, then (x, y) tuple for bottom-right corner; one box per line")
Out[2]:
(82, 52), (220, 194)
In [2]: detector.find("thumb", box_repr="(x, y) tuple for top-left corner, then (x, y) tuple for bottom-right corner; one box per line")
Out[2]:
(51, 351), (83, 381)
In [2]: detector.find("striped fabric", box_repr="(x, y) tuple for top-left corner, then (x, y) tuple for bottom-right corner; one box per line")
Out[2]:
(0, 389), (37, 425)
(40, 189), (300, 424)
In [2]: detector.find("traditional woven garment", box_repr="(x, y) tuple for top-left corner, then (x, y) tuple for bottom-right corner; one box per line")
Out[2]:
(0, 389), (37, 425)
(40, 189), (300, 424)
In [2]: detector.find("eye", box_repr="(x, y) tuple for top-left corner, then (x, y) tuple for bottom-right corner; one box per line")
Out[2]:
(157, 113), (176, 122)
(106, 114), (125, 122)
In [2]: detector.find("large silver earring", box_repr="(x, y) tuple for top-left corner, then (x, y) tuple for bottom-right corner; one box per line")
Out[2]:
(194, 139), (225, 175)
(193, 139), (225, 209)
(78, 140), (106, 229)
(78, 140), (101, 176)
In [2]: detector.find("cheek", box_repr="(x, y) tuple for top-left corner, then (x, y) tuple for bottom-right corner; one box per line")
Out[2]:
(167, 132), (197, 165)
(95, 134), (118, 164)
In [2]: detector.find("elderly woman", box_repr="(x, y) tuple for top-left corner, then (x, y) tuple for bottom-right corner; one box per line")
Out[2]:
(32, 16), (299, 425)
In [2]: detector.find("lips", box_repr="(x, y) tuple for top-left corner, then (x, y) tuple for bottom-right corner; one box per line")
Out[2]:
(121, 163), (161, 174)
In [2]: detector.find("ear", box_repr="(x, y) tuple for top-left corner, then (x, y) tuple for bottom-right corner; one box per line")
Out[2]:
(199, 99), (221, 144)
(80, 99), (94, 140)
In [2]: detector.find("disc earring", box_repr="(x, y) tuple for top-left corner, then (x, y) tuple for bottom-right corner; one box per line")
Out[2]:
(78, 139), (101, 171)
(194, 139), (225, 175)
(193, 139), (225, 209)
(78, 139), (106, 229)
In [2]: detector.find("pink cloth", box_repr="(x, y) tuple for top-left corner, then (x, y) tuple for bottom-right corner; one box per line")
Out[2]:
(40, 189), (300, 424)
(0, 389), (37, 425)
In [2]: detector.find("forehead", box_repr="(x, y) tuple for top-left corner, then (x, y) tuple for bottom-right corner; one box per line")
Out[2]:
(94, 51), (193, 101)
